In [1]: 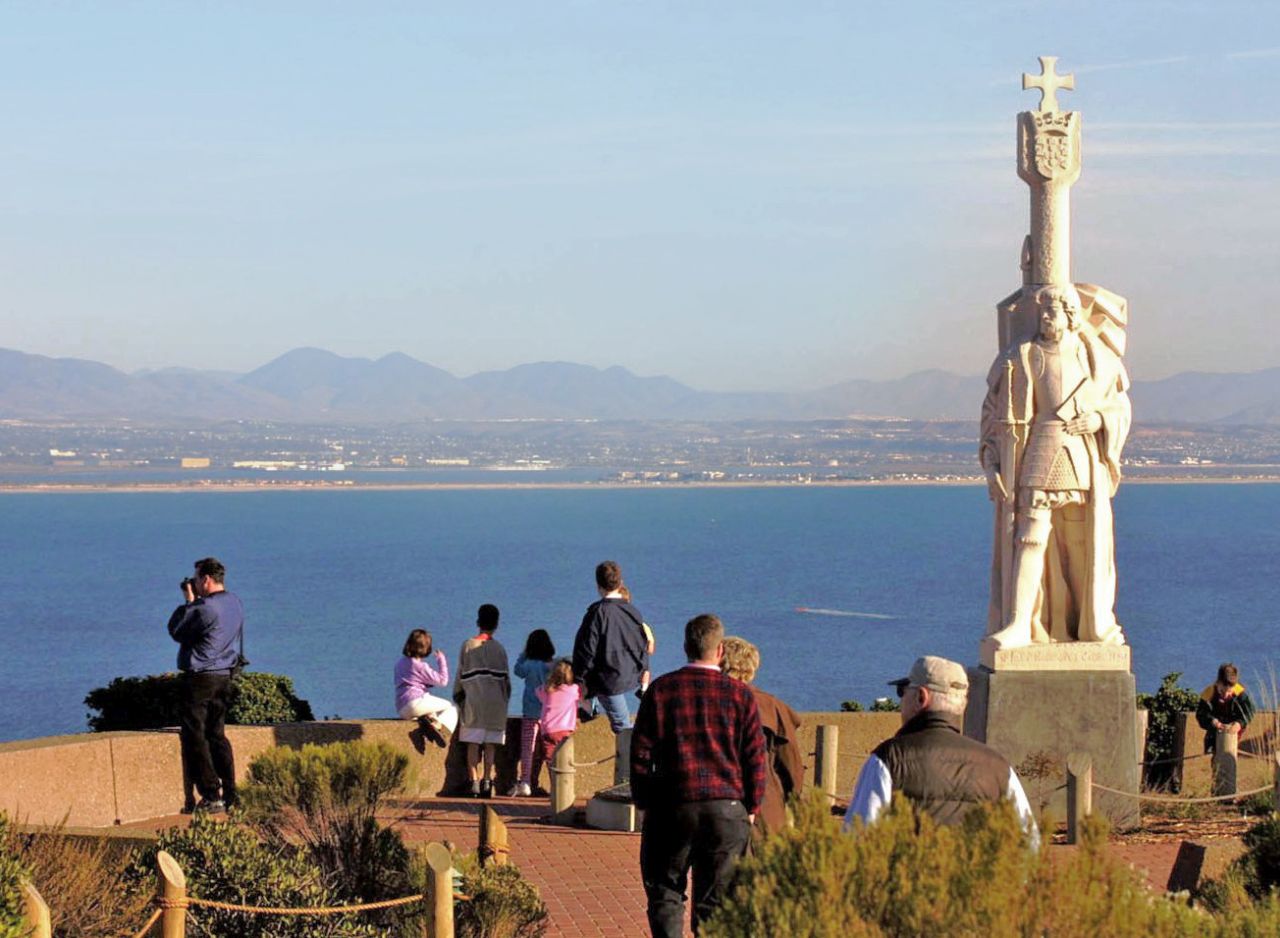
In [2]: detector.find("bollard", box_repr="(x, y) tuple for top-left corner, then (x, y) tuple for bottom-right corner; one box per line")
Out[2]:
(550, 735), (576, 824)
(1065, 752), (1092, 845)
(20, 881), (51, 938)
(157, 850), (187, 938)
(422, 842), (455, 938)
(478, 805), (509, 867)
(814, 725), (839, 806)
(614, 727), (633, 785)
(1212, 726), (1238, 797)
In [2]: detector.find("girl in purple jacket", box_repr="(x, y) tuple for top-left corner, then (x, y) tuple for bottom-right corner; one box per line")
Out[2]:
(395, 628), (457, 746)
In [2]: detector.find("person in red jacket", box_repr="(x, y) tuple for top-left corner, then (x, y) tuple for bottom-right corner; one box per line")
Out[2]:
(631, 614), (765, 938)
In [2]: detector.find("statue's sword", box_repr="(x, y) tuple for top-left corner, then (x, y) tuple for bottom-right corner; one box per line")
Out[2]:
(997, 357), (1024, 621)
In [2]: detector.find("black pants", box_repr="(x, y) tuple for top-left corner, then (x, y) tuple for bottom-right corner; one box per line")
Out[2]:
(180, 670), (236, 803)
(640, 799), (751, 938)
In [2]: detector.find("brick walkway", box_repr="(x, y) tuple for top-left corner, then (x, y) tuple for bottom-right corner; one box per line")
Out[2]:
(387, 796), (664, 938)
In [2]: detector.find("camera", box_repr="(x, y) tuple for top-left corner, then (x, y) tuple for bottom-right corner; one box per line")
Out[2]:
(181, 577), (195, 591)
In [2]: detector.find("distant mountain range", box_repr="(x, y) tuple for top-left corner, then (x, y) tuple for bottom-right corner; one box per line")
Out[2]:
(0, 346), (1277, 425)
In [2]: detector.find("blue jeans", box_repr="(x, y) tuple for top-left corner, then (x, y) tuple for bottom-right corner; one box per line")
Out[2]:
(594, 693), (631, 733)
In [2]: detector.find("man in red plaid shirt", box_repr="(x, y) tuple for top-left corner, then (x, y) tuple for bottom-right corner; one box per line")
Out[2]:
(631, 613), (766, 937)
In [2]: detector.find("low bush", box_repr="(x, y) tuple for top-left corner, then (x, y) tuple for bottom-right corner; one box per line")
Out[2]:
(129, 815), (378, 938)
(1137, 671), (1200, 789)
(84, 671), (314, 731)
(450, 853), (548, 938)
(240, 741), (413, 907)
(1208, 814), (1280, 903)
(0, 815), (30, 938)
(702, 790), (1280, 937)
(2, 819), (150, 938)
(838, 698), (900, 713)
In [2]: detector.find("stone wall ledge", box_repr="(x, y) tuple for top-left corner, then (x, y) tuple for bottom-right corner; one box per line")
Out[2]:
(0, 711), (903, 828)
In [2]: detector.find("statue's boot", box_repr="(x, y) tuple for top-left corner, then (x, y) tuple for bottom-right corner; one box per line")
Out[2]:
(987, 508), (1052, 649)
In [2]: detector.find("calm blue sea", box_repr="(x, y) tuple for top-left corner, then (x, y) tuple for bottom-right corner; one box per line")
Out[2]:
(1, 484), (1276, 741)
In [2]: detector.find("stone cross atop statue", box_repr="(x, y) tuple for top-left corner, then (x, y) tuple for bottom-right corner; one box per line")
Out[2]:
(1022, 56), (1074, 113)
(977, 57), (1133, 672)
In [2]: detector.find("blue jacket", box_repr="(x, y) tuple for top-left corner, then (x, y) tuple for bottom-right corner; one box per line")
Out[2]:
(168, 590), (244, 673)
(572, 598), (649, 698)
(513, 654), (553, 719)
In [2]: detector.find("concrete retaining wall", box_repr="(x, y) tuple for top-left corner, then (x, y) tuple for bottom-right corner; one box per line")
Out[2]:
(0, 711), (901, 828)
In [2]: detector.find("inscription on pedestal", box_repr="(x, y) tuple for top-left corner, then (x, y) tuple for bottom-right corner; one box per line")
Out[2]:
(980, 639), (1130, 672)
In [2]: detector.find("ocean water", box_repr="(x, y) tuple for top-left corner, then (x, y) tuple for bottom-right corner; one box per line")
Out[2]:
(1, 484), (1277, 741)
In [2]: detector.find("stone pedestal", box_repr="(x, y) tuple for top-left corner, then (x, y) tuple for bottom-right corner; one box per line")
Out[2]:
(585, 782), (642, 832)
(965, 656), (1140, 830)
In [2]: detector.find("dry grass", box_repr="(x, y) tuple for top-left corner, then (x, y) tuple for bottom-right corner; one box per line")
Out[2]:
(2, 821), (150, 938)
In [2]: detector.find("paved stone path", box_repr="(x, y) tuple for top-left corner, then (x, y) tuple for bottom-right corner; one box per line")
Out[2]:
(388, 797), (664, 938)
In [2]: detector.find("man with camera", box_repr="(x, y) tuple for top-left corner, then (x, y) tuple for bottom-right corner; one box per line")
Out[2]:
(167, 556), (244, 813)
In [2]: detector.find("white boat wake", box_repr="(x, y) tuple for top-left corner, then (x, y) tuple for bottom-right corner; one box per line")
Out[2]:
(794, 606), (896, 620)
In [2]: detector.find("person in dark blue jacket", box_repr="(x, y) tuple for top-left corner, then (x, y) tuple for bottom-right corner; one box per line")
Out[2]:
(572, 560), (649, 733)
(167, 556), (244, 813)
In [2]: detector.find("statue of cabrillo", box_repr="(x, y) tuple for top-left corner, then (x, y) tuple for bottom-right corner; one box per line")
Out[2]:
(980, 58), (1132, 651)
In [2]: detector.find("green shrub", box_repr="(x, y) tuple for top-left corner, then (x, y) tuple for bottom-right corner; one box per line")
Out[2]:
(1209, 815), (1280, 903)
(3, 819), (150, 938)
(869, 697), (901, 713)
(84, 672), (314, 731)
(700, 790), (1280, 937)
(0, 815), (30, 938)
(1137, 671), (1200, 789)
(129, 815), (377, 938)
(240, 742), (413, 907)
(451, 853), (548, 938)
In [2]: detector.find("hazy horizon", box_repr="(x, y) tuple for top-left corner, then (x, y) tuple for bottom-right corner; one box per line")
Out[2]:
(3, 3), (1279, 392)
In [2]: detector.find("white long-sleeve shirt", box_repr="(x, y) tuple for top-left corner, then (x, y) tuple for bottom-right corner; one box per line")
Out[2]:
(842, 753), (1040, 850)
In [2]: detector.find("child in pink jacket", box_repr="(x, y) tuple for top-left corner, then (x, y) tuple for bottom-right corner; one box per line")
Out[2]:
(532, 659), (582, 794)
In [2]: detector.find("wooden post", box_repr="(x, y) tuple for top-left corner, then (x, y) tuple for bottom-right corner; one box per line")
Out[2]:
(550, 735), (576, 824)
(814, 725), (838, 805)
(614, 727), (632, 786)
(19, 881), (50, 938)
(1170, 711), (1194, 793)
(1135, 708), (1149, 775)
(1066, 752), (1092, 845)
(478, 805), (509, 867)
(422, 842), (455, 938)
(1272, 751), (1280, 811)
(1212, 726), (1238, 797)
(157, 850), (187, 938)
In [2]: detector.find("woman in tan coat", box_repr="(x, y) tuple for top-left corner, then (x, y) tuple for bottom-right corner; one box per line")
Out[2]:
(721, 636), (804, 834)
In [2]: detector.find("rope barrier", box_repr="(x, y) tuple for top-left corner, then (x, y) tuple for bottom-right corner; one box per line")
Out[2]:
(1138, 752), (1211, 767)
(1092, 781), (1274, 803)
(186, 893), (426, 915)
(571, 754), (617, 768)
(127, 888), (474, 933)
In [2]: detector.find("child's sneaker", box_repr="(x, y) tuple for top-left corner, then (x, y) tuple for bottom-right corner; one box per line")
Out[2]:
(515, 781), (532, 797)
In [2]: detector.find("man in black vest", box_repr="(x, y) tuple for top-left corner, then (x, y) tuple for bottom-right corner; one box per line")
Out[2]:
(843, 655), (1038, 847)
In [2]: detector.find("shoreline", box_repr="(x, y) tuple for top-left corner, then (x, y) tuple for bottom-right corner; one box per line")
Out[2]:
(2, 475), (1280, 494)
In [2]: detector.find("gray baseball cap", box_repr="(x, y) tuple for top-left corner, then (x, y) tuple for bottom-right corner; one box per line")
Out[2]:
(888, 655), (969, 695)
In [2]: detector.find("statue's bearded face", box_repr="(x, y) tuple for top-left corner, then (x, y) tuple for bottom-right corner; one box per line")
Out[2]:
(1037, 292), (1077, 342)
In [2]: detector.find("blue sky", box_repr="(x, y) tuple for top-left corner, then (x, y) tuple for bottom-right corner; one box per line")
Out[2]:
(2, 2), (1277, 390)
